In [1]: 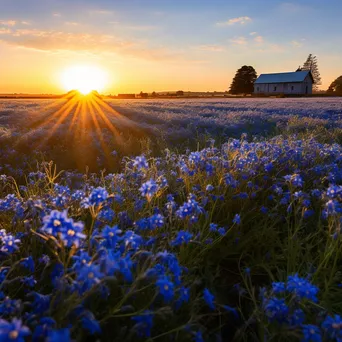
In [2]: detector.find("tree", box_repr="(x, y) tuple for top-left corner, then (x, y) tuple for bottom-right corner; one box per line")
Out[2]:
(229, 66), (257, 95)
(302, 54), (322, 91)
(327, 76), (342, 95)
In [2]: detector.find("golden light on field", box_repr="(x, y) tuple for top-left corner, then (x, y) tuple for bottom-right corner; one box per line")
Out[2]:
(61, 65), (107, 95)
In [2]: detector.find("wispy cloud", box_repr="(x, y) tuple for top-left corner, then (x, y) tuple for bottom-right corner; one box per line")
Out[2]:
(65, 22), (79, 26)
(250, 32), (257, 36)
(254, 35), (264, 43)
(194, 44), (225, 52)
(229, 36), (247, 45)
(125, 25), (157, 31)
(0, 20), (16, 27)
(52, 13), (61, 17)
(0, 27), (191, 62)
(227, 34), (286, 53)
(90, 10), (114, 15)
(107, 22), (157, 31)
(291, 40), (304, 47)
(0, 28), (12, 34)
(217, 16), (251, 26)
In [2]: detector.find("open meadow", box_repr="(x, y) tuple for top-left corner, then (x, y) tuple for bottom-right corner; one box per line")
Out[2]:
(0, 97), (342, 341)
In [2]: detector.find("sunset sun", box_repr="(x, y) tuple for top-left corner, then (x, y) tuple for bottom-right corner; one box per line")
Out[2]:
(61, 65), (107, 95)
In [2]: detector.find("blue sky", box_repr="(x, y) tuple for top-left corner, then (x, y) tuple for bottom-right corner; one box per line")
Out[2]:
(0, 0), (341, 92)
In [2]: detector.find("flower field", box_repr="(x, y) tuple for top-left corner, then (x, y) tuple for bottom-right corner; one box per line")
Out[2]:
(0, 98), (341, 341)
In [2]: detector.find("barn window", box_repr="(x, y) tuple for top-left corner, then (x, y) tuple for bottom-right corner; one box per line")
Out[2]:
(274, 86), (277, 91)
(291, 86), (294, 91)
(257, 87), (259, 91)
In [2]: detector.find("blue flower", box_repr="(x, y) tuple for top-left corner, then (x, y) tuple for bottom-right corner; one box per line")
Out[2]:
(223, 305), (239, 318)
(21, 276), (36, 288)
(76, 264), (103, 293)
(72, 251), (91, 270)
(101, 225), (122, 248)
(41, 210), (85, 248)
(287, 274), (319, 302)
(32, 317), (56, 341)
(139, 179), (159, 199)
(264, 297), (289, 323)
(322, 314), (342, 340)
(123, 230), (143, 250)
(326, 185), (342, 199)
(272, 282), (286, 294)
(39, 254), (50, 265)
(20, 256), (34, 273)
(149, 214), (164, 229)
(133, 155), (149, 170)
(132, 311), (153, 338)
(302, 325), (322, 342)
(206, 184), (214, 192)
(284, 174), (303, 188)
(218, 227), (226, 236)
(233, 214), (241, 225)
(29, 292), (51, 315)
(176, 195), (203, 219)
(47, 328), (71, 342)
(88, 187), (108, 206)
(265, 162), (274, 173)
(156, 276), (174, 302)
(176, 286), (190, 307)
(193, 330), (204, 342)
(170, 231), (193, 247)
(98, 208), (115, 222)
(209, 223), (218, 232)
(1, 234), (21, 253)
(0, 318), (30, 342)
(80, 311), (101, 335)
(289, 309), (305, 327)
(50, 263), (64, 288)
(0, 298), (20, 316)
(203, 288), (215, 310)
(134, 218), (150, 231)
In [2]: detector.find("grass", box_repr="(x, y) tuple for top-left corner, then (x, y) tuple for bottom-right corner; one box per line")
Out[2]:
(0, 99), (341, 341)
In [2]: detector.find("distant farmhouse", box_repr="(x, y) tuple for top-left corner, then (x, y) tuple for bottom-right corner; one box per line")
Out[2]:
(254, 70), (314, 95)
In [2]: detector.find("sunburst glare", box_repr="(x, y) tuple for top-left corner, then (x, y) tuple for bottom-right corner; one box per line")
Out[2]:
(61, 65), (107, 95)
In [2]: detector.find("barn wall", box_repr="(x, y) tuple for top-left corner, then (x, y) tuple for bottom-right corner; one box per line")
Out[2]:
(254, 82), (307, 95)
(301, 75), (313, 94)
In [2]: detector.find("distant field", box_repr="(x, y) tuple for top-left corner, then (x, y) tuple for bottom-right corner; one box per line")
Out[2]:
(0, 97), (341, 174)
(0, 97), (342, 341)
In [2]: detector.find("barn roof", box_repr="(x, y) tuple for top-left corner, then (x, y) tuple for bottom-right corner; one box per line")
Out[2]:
(255, 71), (314, 84)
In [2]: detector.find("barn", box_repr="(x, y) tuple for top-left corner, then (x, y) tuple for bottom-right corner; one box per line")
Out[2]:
(254, 70), (314, 95)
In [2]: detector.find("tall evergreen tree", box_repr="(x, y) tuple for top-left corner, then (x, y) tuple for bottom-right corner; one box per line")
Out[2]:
(327, 76), (342, 95)
(229, 65), (257, 95)
(302, 54), (322, 91)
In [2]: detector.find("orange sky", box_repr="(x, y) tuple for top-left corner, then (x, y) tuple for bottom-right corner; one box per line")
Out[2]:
(1, 1), (341, 93)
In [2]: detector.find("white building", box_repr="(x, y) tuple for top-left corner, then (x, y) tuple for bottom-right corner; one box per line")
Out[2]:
(254, 71), (314, 95)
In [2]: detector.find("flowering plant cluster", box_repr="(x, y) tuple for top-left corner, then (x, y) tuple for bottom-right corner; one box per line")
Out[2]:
(0, 129), (341, 341)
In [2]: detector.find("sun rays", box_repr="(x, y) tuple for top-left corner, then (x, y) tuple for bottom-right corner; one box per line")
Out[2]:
(14, 91), (142, 168)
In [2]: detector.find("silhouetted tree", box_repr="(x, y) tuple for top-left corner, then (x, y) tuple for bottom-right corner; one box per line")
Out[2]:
(229, 66), (257, 95)
(302, 54), (322, 90)
(327, 76), (342, 95)
(296, 66), (302, 72)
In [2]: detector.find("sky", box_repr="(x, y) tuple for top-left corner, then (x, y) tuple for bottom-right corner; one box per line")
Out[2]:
(0, 0), (341, 94)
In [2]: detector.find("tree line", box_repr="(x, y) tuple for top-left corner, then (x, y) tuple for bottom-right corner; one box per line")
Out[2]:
(229, 54), (341, 95)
